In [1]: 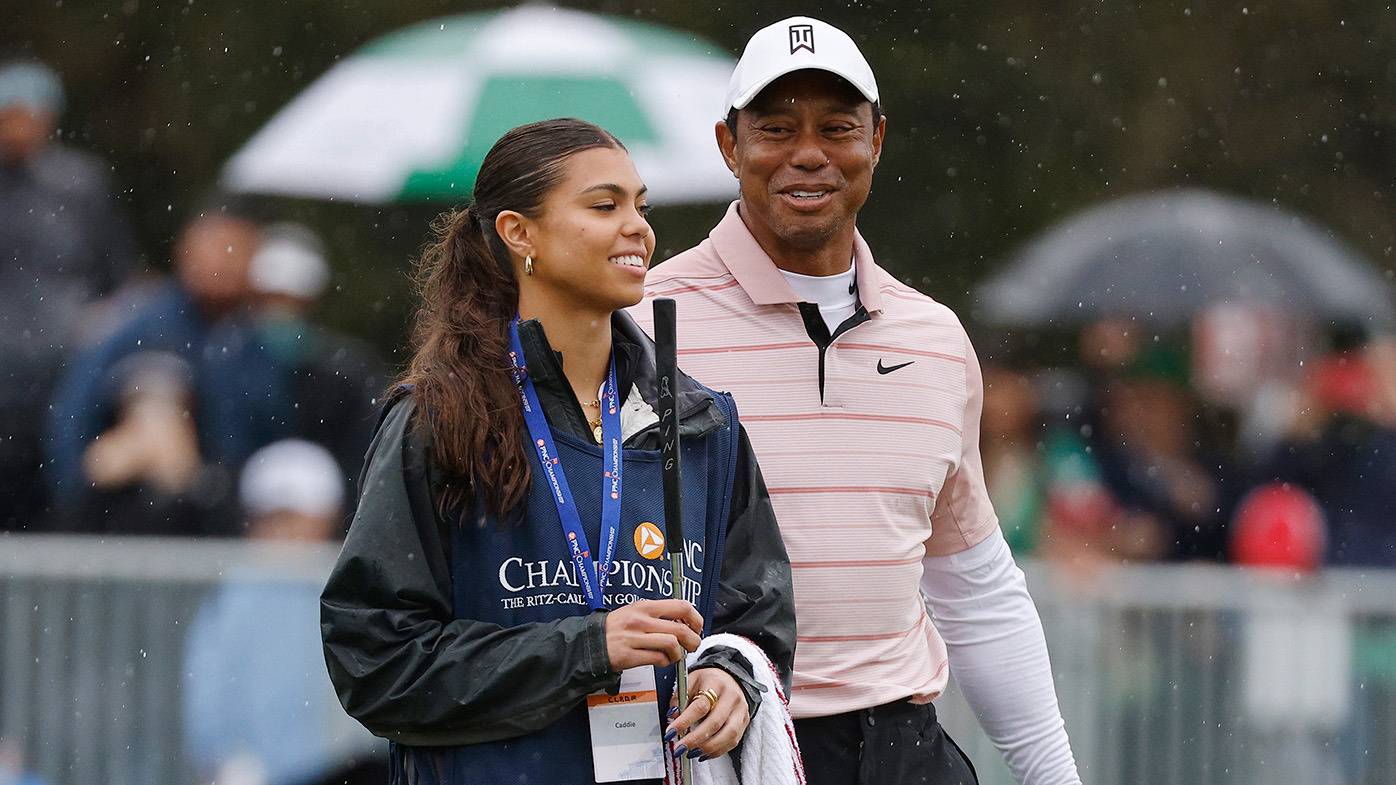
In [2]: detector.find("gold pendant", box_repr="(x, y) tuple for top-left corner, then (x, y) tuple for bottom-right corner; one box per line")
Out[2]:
(593, 424), (604, 443)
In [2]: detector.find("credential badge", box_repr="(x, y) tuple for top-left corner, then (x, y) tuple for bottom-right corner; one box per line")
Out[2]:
(789, 24), (815, 54)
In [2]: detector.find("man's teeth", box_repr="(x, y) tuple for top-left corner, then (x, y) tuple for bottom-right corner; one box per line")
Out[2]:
(611, 254), (646, 267)
(790, 191), (827, 199)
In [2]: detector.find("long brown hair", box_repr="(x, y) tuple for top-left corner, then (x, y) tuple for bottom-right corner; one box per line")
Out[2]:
(401, 118), (625, 517)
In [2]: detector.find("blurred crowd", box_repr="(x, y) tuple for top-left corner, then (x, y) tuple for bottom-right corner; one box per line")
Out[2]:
(5, 55), (1396, 568)
(979, 314), (1396, 575)
(0, 59), (388, 541)
(0, 58), (388, 785)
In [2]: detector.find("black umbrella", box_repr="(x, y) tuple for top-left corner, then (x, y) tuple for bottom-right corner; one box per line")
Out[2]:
(974, 189), (1396, 328)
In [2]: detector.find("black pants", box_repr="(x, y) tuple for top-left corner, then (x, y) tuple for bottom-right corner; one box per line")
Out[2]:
(794, 699), (978, 785)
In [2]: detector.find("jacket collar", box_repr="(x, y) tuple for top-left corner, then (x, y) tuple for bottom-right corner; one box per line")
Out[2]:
(517, 311), (725, 444)
(708, 201), (884, 314)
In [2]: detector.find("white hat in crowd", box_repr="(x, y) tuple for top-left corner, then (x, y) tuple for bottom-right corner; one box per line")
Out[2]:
(238, 439), (343, 519)
(0, 61), (65, 114)
(249, 222), (330, 301)
(725, 16), (879, 111)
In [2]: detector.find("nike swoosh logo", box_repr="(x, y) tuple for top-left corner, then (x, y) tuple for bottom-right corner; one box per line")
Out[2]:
(877, 359), (914, 374)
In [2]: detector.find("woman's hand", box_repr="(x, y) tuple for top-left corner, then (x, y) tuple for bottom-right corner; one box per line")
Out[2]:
(665, 667), (749, 762)
(604, 599), (703, 671)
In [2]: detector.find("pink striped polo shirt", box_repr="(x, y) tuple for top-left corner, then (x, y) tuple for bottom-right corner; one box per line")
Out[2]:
(632, 203), (999, 719)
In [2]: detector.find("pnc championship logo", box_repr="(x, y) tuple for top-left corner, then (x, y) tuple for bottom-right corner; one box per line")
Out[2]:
(789, 24), (815, 54)
(634, 522), (665, 560)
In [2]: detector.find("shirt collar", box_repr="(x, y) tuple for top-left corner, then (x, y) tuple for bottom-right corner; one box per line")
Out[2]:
(708, 200), (884, 314)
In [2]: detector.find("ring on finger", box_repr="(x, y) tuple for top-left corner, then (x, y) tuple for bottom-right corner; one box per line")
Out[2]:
(695, 688), (720, 712)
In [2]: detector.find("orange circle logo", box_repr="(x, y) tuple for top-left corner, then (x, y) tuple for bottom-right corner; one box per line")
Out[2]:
(634, 522), (666, 560)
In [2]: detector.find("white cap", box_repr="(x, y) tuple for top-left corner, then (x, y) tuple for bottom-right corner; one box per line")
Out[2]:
(0, 61), (64, 114)
(249, 222), (329, 301)
(725, 16), (878, 111)
(239, 439), (344, 518)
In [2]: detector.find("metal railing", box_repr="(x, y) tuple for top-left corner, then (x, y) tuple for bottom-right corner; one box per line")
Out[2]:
(0, 534), (382, 785)
(3, 534), (1396, 785)
(938, 562), (1396, 785)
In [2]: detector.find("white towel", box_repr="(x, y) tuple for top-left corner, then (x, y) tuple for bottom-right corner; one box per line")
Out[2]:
(664, 633), (805, 785)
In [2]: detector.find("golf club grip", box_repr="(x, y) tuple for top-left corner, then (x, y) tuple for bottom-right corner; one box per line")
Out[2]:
(653, 298), (684, 550)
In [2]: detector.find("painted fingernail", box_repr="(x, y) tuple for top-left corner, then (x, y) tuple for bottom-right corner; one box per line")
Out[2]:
(672, 745), (687, 758)
(668, 706), (679, 718)
(699, 755), (711, 762)
(686, 748), (703, 759)
(663, 728), (677, 742)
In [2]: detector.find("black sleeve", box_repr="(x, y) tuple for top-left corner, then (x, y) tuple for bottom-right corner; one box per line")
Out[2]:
(320, 397), (621, 746)
(690, 425), (797, 715)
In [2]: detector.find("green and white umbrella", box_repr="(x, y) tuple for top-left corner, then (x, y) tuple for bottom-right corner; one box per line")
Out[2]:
(222, 5), (737, 204)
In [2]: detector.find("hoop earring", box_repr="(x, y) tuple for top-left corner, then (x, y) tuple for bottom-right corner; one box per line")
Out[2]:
(524, 255), (534, 276)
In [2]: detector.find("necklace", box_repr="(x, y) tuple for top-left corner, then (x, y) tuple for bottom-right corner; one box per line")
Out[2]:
(581, 399), (603, 443)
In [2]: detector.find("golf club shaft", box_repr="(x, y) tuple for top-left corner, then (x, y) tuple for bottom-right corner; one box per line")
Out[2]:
(653, 298), (692, 785)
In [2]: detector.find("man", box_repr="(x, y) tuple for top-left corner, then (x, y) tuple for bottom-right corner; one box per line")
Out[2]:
(47, 197), (289, 533)
(634, 17), (1081, 785)
(184, 439), (385, 785)
(0, 59), (136, 529)
(244, 223), (389, 520)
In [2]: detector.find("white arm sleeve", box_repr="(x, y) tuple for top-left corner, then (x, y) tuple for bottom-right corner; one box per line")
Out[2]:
(920, 528), (1082, 785)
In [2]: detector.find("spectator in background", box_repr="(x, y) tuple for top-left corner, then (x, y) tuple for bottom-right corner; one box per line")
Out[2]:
(1070, 321), (1234, 563)
(980, 362), (1046, 555)
(1025, 324), (1234, 570)
(1264, 321), (1396, 568)
(183, 439), (385, 785)
(1253, 323), (1396, 785)
(71, 351), (238, 536)
(46, 196), (288, 529)
(0, 59), (137, 530)
(242, 223), (387, 508)
(1093, 354), (1232, 562)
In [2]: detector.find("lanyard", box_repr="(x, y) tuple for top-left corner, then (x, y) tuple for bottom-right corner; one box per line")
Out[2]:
(507, 320), (623, 611)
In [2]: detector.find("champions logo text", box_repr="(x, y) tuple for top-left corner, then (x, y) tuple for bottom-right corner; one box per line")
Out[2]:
(497, 540), (704, 609)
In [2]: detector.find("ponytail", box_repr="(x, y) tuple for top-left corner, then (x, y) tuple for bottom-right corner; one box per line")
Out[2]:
(401, 205), (529, 517)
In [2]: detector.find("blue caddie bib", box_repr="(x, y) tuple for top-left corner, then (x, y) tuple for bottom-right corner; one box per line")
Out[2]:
(392, 389), (740, 785)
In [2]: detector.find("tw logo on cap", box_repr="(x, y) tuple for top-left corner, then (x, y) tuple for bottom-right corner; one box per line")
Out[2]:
(789, 23), (815, 55)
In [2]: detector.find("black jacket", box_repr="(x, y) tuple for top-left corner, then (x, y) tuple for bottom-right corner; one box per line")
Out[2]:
(320, 312), (795, 745)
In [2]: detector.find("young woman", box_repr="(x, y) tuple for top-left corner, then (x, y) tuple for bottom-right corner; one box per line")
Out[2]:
(320, 119), (796, 784)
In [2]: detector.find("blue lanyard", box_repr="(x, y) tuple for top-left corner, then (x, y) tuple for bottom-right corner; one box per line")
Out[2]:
(507, 320), (623, 611)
